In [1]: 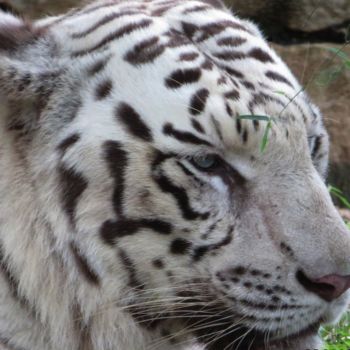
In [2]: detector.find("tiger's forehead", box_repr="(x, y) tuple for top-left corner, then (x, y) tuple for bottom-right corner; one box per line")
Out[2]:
(42, 0), (322, 156)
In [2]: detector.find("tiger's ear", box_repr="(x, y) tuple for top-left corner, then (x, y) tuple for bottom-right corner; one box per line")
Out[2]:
(0, 8), (59, 102)
(0, 3), (35, 52)
(0, 1), (20, 16)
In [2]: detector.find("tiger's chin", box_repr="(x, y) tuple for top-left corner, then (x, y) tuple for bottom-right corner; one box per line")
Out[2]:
(196, 329), (322, 350)
(192, 318), (322, 350)
(251, 329), (322, 350)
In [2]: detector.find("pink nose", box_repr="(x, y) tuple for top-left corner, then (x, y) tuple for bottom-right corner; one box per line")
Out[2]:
(297, 270), (350, 302)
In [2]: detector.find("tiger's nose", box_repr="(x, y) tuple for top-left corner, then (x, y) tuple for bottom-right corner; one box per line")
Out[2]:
(297, 270), (350, 302)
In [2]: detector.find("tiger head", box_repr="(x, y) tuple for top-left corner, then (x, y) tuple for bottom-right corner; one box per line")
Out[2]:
(0, 1), (349, 349)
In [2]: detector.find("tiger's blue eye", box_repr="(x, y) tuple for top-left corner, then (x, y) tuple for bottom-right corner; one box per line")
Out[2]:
(192, 154), (218, 170)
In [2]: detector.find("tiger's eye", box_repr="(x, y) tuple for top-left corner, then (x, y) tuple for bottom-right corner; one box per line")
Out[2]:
(192, 154), (218, 170)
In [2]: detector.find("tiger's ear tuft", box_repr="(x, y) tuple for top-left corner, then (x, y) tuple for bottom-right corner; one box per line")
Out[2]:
(0, 8), (59, 102)
(0, 1), (20, 16)
(0, 3), (41, 52)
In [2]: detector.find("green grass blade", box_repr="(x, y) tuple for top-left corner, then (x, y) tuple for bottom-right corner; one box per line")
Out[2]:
(260, 120), (272, 152)
(328, 185), (343, 195)
(325, 47), (350, 62)
(315, 65), (344, 86)
(238, 115), (270, 121)
(328, 186), (350, 209)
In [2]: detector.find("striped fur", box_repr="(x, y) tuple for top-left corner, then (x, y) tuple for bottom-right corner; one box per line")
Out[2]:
(0, 1), (349, 349)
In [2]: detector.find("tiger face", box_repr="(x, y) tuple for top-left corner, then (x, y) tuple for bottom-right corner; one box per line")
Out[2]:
(0, 1), (349, 349)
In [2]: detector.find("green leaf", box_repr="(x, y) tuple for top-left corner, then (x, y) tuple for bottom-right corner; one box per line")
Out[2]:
(237, 115), (274, 153)
(273, 90), (285, 95)
(315, 65), (344, 86)
(333, 192), (350, 209)
(238, 115), (271, 122)
(328, 185), (350, 210)
(328, 185), (343, 195)
(325, 47), (350, 62)
(273, 90), (292, 101)
(260, 120), (272, 152)
(338, 195), (350, 209)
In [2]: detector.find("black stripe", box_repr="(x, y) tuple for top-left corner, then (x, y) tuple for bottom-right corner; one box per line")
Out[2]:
(265, 70), (293, 87)
(0, 245), (19, 298)
(124, 36), (165, 65)
(210, 115), (223, 141)
(104, 141), (128, 216)
(101, 218), (172, 245)
(225, 89), (240, 101)
(163, 123), (212, 146)
(249, 92), (285, 110)
(217, 36), (247, 47)
(116, 102), (153, 142)
(58, 166), (88, 228)
(178, 52), (199, 61)
(225, 102), (233, 117)
(181, 22), (199, 38)
(0, 243), (29, 308)
(95, 79), (113, 100)
(86, 55), (112, 76)
(219, 65), (244, 79)
(70, 242), (100, 286)
(152, 4), (174, 16)
(57, 133), (80, 155)
(165, 68), (201, 89)
(191, 119), (205, 134)
(248, 48), (274, 63)
(193, 225), (233, 261)
(76, 2), (118, 16)
(311, 135), (322, 159)
(183, 4), (210, 14)
(213, 50), (245, 61)
(153, 163), (209, 221)
(72, 19), (153, 57)
(189, 88), (210, 116)
(118, 249), (144, 290)
(176, 161), (204, 185)
(71, 10), (141, 38)
(236, 118), (242, 134)
(197, 20), (252, 42)
(170, 238), (192, 254)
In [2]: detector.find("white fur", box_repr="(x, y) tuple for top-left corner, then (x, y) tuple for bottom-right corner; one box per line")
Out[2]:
(0, 1), (349, 349)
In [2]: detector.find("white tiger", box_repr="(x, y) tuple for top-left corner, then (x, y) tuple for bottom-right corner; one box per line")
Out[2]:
(0, 0), (349, 349)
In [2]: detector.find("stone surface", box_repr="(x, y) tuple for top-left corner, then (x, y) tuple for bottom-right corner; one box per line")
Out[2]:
(273, 43), (350, 201)
(285, 0), (350, 32)
(339, 208), (350, 222)
(228, 0), (350, 32)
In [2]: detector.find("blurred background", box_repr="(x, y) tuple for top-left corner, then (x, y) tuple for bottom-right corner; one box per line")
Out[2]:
(3, 0), (350, 209)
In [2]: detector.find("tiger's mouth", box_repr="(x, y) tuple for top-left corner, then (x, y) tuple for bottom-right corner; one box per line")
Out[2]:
(172, 289), (322, 350)
(172, 287), (322, 350)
